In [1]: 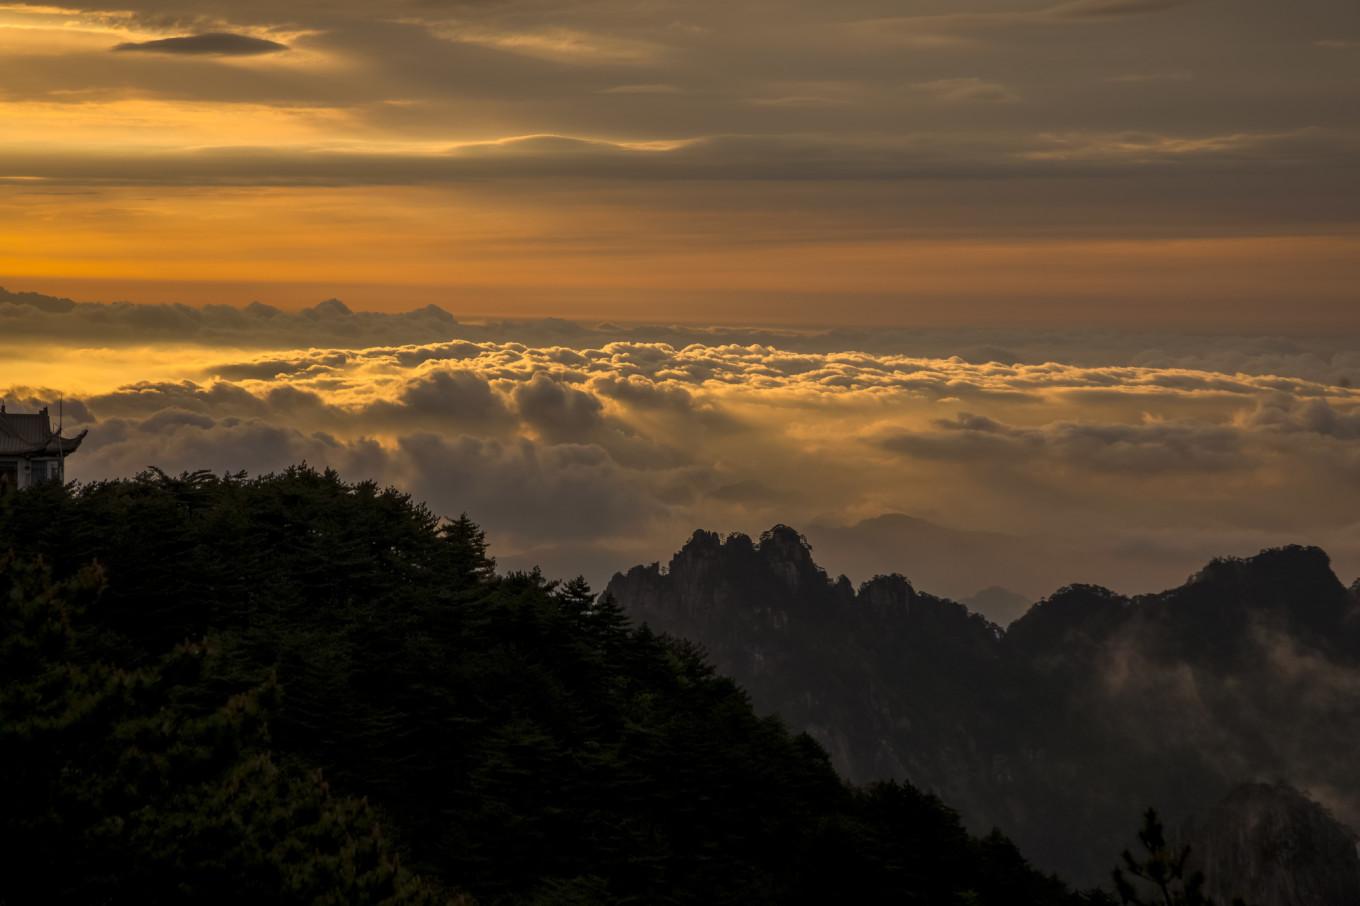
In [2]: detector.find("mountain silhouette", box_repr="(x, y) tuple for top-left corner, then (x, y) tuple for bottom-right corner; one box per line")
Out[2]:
(608, 526), (1360, 889)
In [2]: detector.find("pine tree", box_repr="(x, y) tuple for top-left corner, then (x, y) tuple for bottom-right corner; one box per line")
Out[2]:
(441, 512), (496, 586)
(556, 575), (596, 616)
(1113, 809), (1247, 906)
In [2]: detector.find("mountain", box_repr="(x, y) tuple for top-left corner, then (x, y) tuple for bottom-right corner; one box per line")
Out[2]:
(0, 472), (1097, 905)
(1182, 783), (1360, 906)
(607, 526), (1360, 887)
(963, 585), (1033, 627)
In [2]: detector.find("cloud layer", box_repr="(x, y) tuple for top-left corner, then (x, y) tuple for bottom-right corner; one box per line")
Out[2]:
(5, 294), (1357, 599)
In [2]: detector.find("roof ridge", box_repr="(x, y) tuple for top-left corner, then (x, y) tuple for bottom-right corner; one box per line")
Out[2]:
(0, 413), (25, 440)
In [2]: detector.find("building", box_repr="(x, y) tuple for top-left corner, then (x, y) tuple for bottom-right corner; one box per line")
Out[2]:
(0, 404), (86, 491)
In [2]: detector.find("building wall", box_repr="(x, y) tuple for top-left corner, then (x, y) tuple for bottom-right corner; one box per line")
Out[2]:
(0, 458), (61, 490)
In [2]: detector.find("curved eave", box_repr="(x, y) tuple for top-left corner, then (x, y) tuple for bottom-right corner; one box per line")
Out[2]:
(42, 428), (87, 456)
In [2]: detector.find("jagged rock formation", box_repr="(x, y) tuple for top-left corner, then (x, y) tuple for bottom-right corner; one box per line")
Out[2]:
(612, 528), (1015, 814)
(608, 527), (1360, 887)
(1182, 783), (1360, 906)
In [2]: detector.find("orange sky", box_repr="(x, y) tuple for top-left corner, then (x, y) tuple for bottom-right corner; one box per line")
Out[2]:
(2, 0), (1358, 326)
(5, 183), (1359, 327)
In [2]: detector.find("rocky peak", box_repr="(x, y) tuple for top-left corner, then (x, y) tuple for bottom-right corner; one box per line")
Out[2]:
(664, 529), (728, 575)
(857, 573), (915, 611)
(1174, 546), (1352, 654)
(833, 574), (855, 604)
(722, 532), (756, 556)
(1186, 546), (1339, 600)
(758, 524), (814, 563)
(675, 528), (723, 558)
(757, 524), (824, 592)
(1003, 583), (1127, 656)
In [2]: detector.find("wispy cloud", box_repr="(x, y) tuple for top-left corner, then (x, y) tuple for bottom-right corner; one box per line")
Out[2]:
(913, 77), (1019, 103)
(1050, 0), (1194, 19)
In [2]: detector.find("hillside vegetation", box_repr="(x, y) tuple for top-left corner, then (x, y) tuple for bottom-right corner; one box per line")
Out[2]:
(0, 469), (1102, 905)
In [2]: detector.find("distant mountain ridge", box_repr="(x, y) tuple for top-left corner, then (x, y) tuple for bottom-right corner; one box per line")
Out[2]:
(607, 526), (1360, 892)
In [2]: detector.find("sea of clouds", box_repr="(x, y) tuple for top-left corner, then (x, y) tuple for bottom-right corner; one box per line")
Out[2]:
(4, 288), (1359, 607)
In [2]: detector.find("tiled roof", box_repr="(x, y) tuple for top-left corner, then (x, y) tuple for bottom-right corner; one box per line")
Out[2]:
(0, 409), (86, 456)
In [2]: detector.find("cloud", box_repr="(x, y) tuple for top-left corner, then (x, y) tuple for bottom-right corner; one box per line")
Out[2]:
(864, 0), (1199, 39)
(1106, 70), (1194, 83)
(878, 412), (1247, 473)
(113, 33), (289, 56)
(511, 372), (604, 442)
(398, 433), (663, 542)
(6, 286), (1360, 391)
(86, 380), (270, 420)
(365, 369), (516, 434)
(7, 316), (1358, 596)
(5, 128), (1355, 187)
(599, 83), (682, 95)
(591, 374), (699, 413)
(1050, 0), (1194, 19)
(396, 370), (499, 412)
(1092, 616), (1360, 831)
(914, 77), (1019, 104)
(1243, 396), (1360, 440)
(74, 408), (667, 550)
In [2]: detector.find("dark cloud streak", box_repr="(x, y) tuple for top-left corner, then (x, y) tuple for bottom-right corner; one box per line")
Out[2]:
(113, 32), (289, 56)
(1050, 0), (1194, 19)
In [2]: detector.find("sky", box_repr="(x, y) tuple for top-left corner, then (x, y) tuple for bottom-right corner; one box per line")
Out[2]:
(1, 0), (1358, 324)
(2, 0), (1359, 612)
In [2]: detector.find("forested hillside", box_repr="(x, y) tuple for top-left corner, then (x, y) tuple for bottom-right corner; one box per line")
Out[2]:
(0, 469), (1101, 905)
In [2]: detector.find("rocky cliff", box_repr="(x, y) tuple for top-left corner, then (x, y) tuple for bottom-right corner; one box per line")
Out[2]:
(1183, 783), (1360, 906)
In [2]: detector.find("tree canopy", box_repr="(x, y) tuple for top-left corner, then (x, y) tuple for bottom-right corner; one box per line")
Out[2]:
(1, 468), (1104, 904)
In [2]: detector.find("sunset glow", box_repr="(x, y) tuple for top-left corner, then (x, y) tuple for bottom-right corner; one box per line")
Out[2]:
(1, 0), (1356, 324)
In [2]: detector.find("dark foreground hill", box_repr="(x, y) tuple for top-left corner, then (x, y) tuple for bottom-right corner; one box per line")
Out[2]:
(0, 470), (1102, 905)
(607, 526), (1360, 893)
